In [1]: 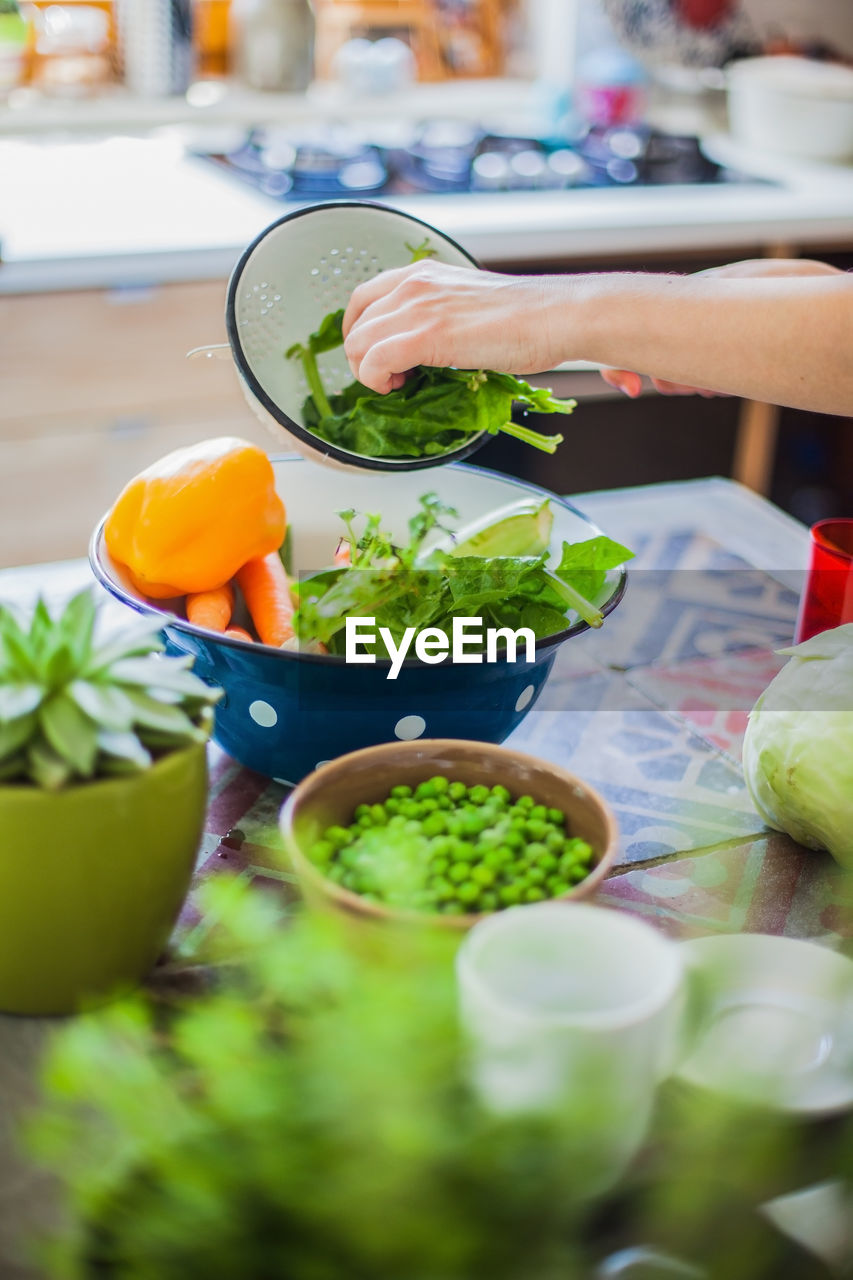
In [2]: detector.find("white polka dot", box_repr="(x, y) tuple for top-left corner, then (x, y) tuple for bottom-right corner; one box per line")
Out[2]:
(394, 714), (426, 741)
(249, 699), (278, 727)
(515, 684), (535, 712)
(315, 759), (331, 770)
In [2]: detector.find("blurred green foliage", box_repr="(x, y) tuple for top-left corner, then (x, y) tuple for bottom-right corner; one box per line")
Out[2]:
(28, 879), (852, 1280)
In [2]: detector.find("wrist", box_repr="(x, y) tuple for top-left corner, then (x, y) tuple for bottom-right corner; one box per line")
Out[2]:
(533, 273), (603, 369)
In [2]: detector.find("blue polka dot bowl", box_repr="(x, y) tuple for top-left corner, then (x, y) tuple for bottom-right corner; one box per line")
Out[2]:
(89, 456), (627, 786)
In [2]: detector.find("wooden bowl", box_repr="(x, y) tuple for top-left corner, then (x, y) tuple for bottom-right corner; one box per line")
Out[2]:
(279, 738), (619, 932)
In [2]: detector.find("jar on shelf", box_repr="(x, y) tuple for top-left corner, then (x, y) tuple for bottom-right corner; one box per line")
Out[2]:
(229, 0), (314, 92)
(116, 0), (194, 97)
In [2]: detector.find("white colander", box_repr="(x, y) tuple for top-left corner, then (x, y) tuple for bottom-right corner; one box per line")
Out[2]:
(224, 200), (482, 473)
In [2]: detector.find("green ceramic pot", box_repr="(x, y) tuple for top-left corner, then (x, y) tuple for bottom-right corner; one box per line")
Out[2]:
(0, 740), (209, 1016)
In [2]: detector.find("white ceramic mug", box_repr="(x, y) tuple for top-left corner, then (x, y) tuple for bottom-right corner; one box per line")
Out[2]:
(456, 902), (685, 1192)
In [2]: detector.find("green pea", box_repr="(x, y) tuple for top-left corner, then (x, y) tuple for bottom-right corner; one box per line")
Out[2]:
(471, 863), (495, 888)
(527, 867), (547, 886)
(448, 862), (469, 884)
(468, 784), (490, 804)
(430, 856), (450, 877)
(442, 901), (465, 916)
(570, 865), (589, 884)
(530, 804), (548, 821)
(429, 775), (450, 793)
(524, 886), (546, 903)
(490, 784), (511, 804)
(499, 883), (523, 906)
(370, 804), (387, 825)
(504, 830), (525, 851)
(390, 785), (412, 799)
(310, 840), (334, 865)
(421, 813), (447, 838)
(357, 813), (374, 829)
(546, 829), (565, 852)
(516, 795), (535, 810)
(566, 837), (594, 861)
(480, 891), (499, 913)
(483, 847), (511, 871)
(547, 808), (565, 825)
(538, 852), (559, 873)
(456, 880), (481, 906)
(325, 825), (351, 848)
(546, 875), (566, 896)
(524, 841), (548, 862)
(476, 827), (504, 851)
(384, 798), (401, 814)
(448, 781), (468, 801)
(430, 876), (454, 902)
(525, 819), (549, 841)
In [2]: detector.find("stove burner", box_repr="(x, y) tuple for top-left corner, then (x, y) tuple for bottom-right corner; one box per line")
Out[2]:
(199, 123), (768, 202)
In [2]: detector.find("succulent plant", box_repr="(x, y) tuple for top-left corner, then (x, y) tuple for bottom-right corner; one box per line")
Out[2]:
(0, 589), (221, 789)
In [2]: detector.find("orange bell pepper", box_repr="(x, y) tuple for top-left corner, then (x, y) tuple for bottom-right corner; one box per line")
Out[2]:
(104, 437), (286, 598)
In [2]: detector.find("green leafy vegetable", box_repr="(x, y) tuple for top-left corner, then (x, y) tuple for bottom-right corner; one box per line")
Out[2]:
(286, 312), (575, 459)
(293, 496), (632, 654)
(742, 623), (853, 867)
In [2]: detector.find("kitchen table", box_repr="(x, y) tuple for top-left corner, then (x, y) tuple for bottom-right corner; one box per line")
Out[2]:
(1, 476), (851, 1278)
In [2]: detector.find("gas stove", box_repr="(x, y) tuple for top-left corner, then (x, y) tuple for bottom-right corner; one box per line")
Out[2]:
(197, 120), (767, 202)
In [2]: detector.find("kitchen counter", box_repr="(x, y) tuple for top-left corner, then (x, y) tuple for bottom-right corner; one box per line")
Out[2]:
(1, 122), (852, 294)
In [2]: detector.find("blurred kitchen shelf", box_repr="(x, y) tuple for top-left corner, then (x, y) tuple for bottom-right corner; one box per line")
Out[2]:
(0, 76), (532, 137)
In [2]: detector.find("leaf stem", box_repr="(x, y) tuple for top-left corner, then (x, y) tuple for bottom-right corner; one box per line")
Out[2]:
(498, 421), (565, 454)
(300, 348), (333, 420)
(546, 573), (604, 629)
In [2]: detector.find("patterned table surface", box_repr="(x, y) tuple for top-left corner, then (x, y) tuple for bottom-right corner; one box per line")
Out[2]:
(1, 476), (850, 1275)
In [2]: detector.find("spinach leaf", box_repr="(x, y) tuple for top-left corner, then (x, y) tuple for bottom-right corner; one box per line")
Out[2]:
(287, 309), (574, 458)
(555, 535), (635, 602)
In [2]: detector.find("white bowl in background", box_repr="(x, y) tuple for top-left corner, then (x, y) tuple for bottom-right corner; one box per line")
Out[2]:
(727, 56), (853, 163)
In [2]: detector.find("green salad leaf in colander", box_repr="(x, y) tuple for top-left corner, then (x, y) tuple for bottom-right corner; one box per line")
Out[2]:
(286, 309), (575, 459)
(293, 494), (632, 655)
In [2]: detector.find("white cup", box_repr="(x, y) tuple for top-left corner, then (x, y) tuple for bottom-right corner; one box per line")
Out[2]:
(456, 902), (685, 1192)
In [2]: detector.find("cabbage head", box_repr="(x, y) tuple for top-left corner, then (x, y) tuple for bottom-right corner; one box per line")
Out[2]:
(742, 623), (853, 867)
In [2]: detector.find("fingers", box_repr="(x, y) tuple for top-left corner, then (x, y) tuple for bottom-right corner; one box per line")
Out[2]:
(601, 368), (643, 397)
(649, 378), (725, 397)
(601, 369), (726, 398)
(350, 332), (424, 394)
(342, 262), (420, 339)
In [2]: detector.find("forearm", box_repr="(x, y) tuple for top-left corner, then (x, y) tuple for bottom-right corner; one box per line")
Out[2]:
(557, 271), (853, 415)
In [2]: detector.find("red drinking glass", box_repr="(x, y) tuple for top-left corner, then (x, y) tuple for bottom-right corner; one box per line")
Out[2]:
(794, 519), (853, 643)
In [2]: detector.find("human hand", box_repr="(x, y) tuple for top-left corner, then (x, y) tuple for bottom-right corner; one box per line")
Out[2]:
(599, 258), (842, 399)
(342, 260), (558, 394)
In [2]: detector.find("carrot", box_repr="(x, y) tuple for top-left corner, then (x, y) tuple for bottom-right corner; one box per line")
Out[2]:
(224, 625), (255, 643)
(186, 583), (234, 632)
(333, 538), (351, 567)
(236, 552), (295, 647)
